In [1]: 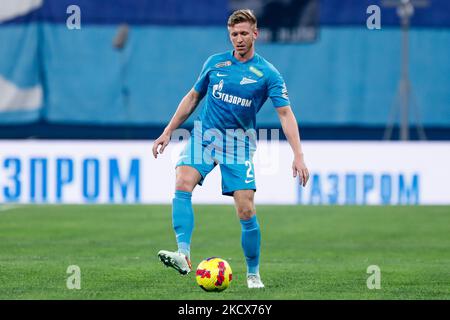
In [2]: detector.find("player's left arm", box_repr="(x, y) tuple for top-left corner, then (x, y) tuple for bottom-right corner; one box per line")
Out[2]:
(276, 106), (309, 187)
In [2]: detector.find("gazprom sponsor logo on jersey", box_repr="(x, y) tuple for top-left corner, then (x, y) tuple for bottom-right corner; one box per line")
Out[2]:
(0, 156), (140, 203)
(297, 172), (420, 205)
(212, 80), (252, 107)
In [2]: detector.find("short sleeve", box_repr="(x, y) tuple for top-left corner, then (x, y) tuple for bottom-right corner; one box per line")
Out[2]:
(193, 56), (213, 95)
(267, 68), (291, 108)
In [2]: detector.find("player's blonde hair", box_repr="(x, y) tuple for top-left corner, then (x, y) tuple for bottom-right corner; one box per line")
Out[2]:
(227, 9), (257, 28)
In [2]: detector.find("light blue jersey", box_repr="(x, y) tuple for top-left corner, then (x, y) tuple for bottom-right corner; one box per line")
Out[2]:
(194, 50), (290, 135)
(177, 50), (290, 196)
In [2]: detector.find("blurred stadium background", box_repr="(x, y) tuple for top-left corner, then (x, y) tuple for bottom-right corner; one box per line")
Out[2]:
(0, 0), (449, 300)
(1, 0), (450, 139)
(1, 0), (450, 205)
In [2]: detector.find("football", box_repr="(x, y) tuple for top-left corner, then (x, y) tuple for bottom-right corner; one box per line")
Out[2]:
(195, 257), (233, 292)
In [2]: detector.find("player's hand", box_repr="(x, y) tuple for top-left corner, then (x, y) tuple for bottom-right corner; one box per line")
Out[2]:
(152, 131), (171, 158)
(292, 154), (309, 187)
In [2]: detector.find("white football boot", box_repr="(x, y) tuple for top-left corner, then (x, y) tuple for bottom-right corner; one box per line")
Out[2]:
(247, 273), (265, 288)
(157, 250), (192, 275)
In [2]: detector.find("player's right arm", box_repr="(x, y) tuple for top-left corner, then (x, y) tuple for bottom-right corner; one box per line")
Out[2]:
(152, 88), (202, 158)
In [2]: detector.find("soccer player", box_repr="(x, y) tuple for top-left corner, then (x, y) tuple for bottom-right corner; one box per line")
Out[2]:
(152, 9), (309, 289)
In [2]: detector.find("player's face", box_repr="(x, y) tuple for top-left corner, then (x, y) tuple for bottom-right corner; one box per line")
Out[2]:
(228, 22), (258, 57)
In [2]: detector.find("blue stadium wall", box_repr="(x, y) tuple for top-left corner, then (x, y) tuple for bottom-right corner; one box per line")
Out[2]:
(0, 0), (449, 139)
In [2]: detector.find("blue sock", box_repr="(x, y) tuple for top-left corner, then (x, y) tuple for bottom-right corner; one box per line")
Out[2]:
(172, 190), (194, 259)
(240, 215), (261, 275)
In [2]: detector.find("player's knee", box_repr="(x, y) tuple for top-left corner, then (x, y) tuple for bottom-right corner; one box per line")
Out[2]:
(237, 206), (255, 220)
(175, 175), (196, 192)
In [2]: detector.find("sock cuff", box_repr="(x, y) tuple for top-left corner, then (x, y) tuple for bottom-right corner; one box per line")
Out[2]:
(240, 214), (258, 230)
(175, 190), (192, 200)
(177, 242), (191, 258)
(247, 265), (260, 275)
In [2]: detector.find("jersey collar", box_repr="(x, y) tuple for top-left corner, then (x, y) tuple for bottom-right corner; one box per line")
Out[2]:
(230, 50), (257, 64)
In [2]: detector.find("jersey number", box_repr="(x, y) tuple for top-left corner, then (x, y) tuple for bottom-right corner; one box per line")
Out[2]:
(245, 160), (254, 178)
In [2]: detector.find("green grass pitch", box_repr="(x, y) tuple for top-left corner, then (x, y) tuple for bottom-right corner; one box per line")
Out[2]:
(0, 204), (449, 299)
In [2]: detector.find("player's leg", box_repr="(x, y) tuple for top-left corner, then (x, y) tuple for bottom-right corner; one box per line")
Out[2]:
(172, 165), (202, 258)
(158, 135), (216, 275)
(232, 189), (264, 288)
(158, 165), (201, 275)
(220, 158), (264, 288)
